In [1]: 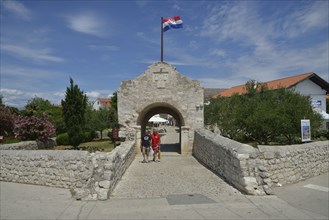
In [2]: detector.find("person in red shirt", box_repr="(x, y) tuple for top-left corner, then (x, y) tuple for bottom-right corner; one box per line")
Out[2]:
(150, 128), (161, 162)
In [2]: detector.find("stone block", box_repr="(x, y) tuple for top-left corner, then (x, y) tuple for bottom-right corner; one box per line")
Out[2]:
(104, 162), (113, 170)
(71, 188), (89, 200)
(259, 172), (270, 178)
(103, 170), (113, 180)
(83, 194), (98, 201)
(99, 180), (111, 189)
(264, 152), (274, 159)
(240, 176), (258, 187)
(258, 165), (267, 172)
(263, 185), (273, 195)
(262, 178), (272, 185)
(97, 188), (109, 201)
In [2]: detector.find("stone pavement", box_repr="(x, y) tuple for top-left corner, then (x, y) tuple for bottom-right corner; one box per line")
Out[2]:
(1, 128), (328, 219)
(1, 176), (328, 220)
(111, 154), (241, 199)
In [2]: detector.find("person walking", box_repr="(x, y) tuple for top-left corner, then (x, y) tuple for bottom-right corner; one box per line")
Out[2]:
(141, 130), (151, 163)
(150, 128), (161, 162)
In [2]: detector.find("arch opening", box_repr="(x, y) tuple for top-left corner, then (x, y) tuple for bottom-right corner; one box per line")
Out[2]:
(137, 103), (185, 154)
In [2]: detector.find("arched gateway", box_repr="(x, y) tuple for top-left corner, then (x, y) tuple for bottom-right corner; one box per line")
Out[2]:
(117, 62), (204, 155)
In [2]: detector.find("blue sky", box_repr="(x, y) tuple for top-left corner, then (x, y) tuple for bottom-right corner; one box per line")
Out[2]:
(1, 0), (328, 108)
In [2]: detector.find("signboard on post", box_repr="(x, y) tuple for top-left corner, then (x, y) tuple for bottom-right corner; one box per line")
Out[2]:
(301, 119), (311, 142)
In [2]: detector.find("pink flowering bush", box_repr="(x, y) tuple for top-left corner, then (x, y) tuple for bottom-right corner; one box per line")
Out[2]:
(13, 114), (56, 142)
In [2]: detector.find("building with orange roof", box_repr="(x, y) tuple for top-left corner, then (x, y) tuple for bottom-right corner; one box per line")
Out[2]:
(213, 72), (329, 128)
(214, 72), (328, 98)
(93, 98), (112, 110)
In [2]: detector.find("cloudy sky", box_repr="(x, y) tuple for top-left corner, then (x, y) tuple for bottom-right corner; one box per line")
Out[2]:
(1, 0), (328, 108)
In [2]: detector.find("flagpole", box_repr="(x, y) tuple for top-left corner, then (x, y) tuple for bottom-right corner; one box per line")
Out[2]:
(161, 16), (163, 62)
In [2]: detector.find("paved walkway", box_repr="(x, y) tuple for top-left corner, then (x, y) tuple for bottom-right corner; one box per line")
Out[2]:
(1, 128), (328, 219)
(111, 126), (241, 199)
(111, 154), (241, 199)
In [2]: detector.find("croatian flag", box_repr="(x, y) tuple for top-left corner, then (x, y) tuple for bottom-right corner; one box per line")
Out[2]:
(162, 16), (183, 32)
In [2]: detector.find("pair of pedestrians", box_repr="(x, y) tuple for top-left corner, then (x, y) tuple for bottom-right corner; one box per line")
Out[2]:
(141, 129), (161, 163)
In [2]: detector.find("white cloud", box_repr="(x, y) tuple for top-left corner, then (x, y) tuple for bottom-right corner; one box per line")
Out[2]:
(2, 0), (32, 20)
(198, 78), (245, 89)
(186, 1), (329, 84)
(0, 88), (69, 108)
(225, 41), (329, 83)
(1, 66), (63, 79)
(66, 13), (108, 37)
(209, 49), (226, 57)
(0, 88), (41, 108)
(299, 1), (328, 29)
(1, 44), (64, 62)
(200, 1), (274, 53)
(282, 1), (329, 37)
(85, 90), (114, 100)
(86, 91), (101, 98)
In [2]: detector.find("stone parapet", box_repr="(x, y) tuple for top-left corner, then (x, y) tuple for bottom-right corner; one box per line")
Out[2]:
(193, 129), (329, 195)
(0, 141), (136, 201)
(0, 150), (93, 188)
(0, 139), (56, 150)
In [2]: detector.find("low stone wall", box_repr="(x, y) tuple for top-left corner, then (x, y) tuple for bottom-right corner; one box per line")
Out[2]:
(0, 139), (56, 150)
(0, 150), (93, 188)
(193, 129), (329, 195)
(0, 141), (135, 200)
(71, 141), (136, 200)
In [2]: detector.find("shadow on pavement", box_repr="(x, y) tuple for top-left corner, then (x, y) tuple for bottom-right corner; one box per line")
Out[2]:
(161, 143), (180, 153)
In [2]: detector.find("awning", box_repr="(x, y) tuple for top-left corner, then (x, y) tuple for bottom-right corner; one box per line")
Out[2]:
(148, 114), (169, 123)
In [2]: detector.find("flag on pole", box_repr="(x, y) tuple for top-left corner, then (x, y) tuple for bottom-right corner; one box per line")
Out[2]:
(162, 16), (183, 32)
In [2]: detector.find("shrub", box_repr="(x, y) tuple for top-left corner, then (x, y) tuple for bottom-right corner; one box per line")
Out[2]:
(206, 82), (322, 145)
(13, 114), (56, 142)
(83, 131), (95, 142)
(56, 133), (69, 145)
(313, 130), (329, 140)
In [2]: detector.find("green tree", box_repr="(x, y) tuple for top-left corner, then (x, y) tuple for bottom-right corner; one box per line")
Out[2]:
(275, 89), (322, 144)
(326, 96), (329, 114)
(0, 95), (4, 107)
(0, 98), (19, 138)
(109, 91), (118, 128)
(61, 78), (87, 147)
(0, 106), (17, 137)
(85, 103), (111, 140)
(205, 82), (322, 145)
(94, 108), (111, 139)
(22, 96), (65, 134)
(110, 92), (117, 111)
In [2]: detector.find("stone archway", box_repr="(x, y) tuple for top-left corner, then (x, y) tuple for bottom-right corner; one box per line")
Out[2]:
(117, 62), (204, 155)
(137, 102), (185, 154)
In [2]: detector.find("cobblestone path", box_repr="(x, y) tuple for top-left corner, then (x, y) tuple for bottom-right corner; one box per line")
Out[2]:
(111, 127), (241, 199)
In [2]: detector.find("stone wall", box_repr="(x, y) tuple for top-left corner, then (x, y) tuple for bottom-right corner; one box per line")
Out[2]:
(72, 141), (136, 200)
(0, 150), (93, 188)
(193, 129), (329, 195)
(0, 141), (135, 200)
(0, 139), (56, 150)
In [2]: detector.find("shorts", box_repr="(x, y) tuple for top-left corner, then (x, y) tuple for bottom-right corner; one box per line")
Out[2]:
(142, 146), (150, 152)
(152, 146), (159, 152)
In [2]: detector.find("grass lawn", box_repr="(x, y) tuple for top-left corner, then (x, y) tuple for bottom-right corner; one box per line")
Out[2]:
(54, 139), (119, 152)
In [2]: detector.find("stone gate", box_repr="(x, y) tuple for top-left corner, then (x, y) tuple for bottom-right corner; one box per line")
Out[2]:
(117, 62), (204, 155)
